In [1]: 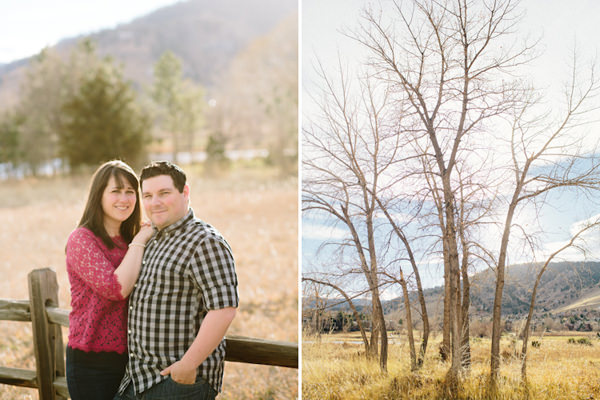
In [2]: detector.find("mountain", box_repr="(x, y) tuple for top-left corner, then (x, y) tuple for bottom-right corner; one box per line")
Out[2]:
(397, 261), (600, 318)
(304, 261), (600, 321)
(469, 261), (600, 316)
(0, 0), (297, 107)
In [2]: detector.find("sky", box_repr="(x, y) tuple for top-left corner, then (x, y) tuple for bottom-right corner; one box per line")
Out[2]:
(302, 0), (600, 297)
(303, 0), (600, 111)
(0, 0), (180, 64)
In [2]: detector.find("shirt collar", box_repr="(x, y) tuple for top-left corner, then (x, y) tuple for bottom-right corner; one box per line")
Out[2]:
(153, 208), (194, 235)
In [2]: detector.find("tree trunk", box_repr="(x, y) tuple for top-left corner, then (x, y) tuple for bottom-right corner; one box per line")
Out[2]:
(372, 290), (388, 372)
(314, 289), (322, 342)
(491, 197), (519, 387)
(347, 301), (370, 352)
(399, 268), (417, 370)
(520, 285), (536, 382)
(415, 272), (430, 367)
(490, 262), (506, 388)
(441, 241), (451, 362)
(441, 176), (463, 393)
(520, 240), (583, 381)
(368, 310), (379, 359)
(460, 236), (471, 369)
(460, 282), (471, 369)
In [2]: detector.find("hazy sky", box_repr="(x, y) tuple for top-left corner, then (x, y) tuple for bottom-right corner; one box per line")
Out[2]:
(303, 0), (600, 106)
(302, 0), (600, 294)
(0, 0), (180, 64)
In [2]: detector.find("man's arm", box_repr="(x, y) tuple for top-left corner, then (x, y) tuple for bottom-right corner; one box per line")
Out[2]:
(160, 307), (237, 384)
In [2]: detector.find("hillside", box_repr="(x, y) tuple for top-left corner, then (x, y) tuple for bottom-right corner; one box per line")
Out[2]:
(0, 0), (297, 107)
(391, 261), (600, 318)
(469, 261), (600, 315)
(304, 261), (600, 321)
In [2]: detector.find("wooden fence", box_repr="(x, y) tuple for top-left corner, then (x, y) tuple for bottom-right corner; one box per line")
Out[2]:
(0, 268), (298, 399)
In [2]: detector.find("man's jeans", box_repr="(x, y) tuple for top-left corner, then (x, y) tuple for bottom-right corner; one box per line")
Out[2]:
(114, 376), (217, 400)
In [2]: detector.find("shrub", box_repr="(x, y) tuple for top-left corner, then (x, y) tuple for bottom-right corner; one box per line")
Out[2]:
(567, 337), (592, 346)
(577, 337), (593, 346)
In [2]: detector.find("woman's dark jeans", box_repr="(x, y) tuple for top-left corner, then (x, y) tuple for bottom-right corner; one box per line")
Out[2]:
(66, 345), (128, 400)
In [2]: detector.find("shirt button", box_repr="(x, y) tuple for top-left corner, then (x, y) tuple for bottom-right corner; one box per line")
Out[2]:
(129, 306), (133, 310)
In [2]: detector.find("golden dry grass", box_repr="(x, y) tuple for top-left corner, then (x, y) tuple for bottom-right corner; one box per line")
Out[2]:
(302, 332), (600, 399)
(0, 166), (298, 399)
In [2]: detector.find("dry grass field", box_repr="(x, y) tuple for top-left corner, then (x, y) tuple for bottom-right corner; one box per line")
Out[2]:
(0, 165), (298, 399)
(303, 332), (600, 399)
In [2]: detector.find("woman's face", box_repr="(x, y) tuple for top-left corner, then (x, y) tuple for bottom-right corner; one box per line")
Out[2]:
(101, 174), (137, 234)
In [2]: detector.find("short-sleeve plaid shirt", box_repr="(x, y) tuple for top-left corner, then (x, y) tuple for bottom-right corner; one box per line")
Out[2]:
(117, 209), (238, 395)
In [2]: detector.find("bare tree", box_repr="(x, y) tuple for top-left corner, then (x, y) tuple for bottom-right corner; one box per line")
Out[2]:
(303, 277), (372, 351)
(374, 194), (430, 368)
(352, 0), (536, 386)
(303, 52), (433, 370)
(303, 60), (402, 371)
(520, 219), (600, 382)
(381, 267), (418, 370)
(489, 52), (600, 386)
(305, 0), (600, 394)
(417, 151), (453, 361)
(455, 160), (501, 369)
(302, 279), (331, 341)
(416, 145), (498, 367)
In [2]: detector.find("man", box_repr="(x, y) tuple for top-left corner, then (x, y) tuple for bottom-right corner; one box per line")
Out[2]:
(115, 161), (238, 399)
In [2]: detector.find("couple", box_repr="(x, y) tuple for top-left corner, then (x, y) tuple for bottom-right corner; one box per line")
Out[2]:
(65, 160), (238, 400)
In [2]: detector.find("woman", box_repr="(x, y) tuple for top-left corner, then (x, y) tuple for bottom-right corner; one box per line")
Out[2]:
(65, 160), (154, 400)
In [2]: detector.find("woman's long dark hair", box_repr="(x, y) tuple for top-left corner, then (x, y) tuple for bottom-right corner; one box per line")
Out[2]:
(78, 160), (141, 248)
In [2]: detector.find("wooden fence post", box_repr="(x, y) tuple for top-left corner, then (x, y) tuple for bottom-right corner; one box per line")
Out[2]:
(28, 268), (66, 400)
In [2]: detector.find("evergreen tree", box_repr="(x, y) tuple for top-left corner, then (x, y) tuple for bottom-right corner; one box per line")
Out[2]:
(17, 48), (66, 174)
(60, 63), (149, 168)
(152, 51), (206, 162)
(0, 111), (24, 169)
(16, 39), (116, 174)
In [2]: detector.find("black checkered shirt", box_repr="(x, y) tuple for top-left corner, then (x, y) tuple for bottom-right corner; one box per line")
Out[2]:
(117, 209), (239, 395)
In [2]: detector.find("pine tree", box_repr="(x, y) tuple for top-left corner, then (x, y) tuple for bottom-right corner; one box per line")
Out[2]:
(152, 51), (206, 162)
(60, 63), (149, 168)
(0, 111), (24, 169)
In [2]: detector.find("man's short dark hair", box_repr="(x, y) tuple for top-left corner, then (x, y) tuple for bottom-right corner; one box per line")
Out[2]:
(140, 161), (187, 192)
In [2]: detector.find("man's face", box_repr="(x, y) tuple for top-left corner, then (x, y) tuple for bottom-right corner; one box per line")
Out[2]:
(141, 174), (189, 230)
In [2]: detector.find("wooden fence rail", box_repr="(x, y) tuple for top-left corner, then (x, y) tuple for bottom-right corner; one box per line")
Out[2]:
(0, 268), (298, 399)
